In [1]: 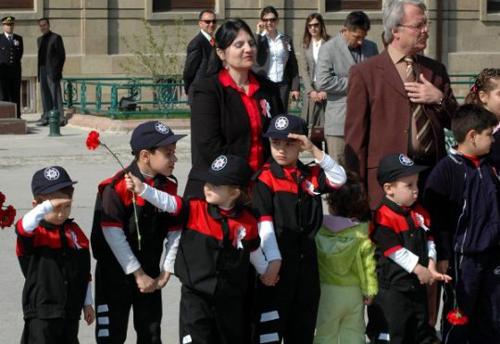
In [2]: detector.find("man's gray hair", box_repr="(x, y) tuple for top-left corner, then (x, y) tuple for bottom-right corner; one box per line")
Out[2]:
(383, 0), (427, 44)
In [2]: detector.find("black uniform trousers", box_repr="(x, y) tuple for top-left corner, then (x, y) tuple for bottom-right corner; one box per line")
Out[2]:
(21, 318), (79, 344)
(373, 287), (432, 344)
(39, 66), (64, 123)
(441, 251), (500, 344)
(253, 241), (320, 344)
(0, 67), (21, 118)
(179, 284), (245, 344)
(94, 262), (162, 344)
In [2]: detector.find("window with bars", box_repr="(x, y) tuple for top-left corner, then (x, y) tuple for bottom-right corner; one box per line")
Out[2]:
(0, 0), (33, 9)
(326, 0), (382, 11)
(153, 0), (215, 12)
(488, 0), (500, 12)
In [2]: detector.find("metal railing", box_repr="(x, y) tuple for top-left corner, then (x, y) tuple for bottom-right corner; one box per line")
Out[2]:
(63, 74), (476, 118)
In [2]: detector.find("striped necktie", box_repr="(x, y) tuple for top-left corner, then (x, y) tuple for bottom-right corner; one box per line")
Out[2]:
(404, 56), (434, 156)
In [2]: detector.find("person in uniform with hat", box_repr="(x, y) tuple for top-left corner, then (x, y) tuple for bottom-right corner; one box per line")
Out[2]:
(368, 153), (451, 344)
(91, 121), (185, 343)
(0, 16), (23, 118)
(125, 154), (268, 344)
(251, 114), (346, 344)
(15, 166), (95, 343)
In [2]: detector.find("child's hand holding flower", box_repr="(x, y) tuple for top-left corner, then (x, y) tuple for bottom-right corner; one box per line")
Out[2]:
(125, 173), (145, 195)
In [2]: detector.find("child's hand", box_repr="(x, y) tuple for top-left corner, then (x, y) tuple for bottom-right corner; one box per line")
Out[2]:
(125, 173), (145, 194)
(363, 296), (374, 305)
(428, 260), (452, 283)
(49, 198), (72, 210)
(133, 268), (156, 293)
(287, 133), (313, 153)
(155, 271), (171, 290)
(260, 260), (281, 286)
(83, 305), (95, 325)
(413, 264), (433, 285)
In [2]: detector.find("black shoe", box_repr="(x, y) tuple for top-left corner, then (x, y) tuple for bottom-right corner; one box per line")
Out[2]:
(36, 120), (49, 127)
(59, 118), (67, 127)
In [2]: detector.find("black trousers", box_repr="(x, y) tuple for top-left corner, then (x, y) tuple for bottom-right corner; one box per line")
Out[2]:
(441, 252), (500, 344)
(0, 69), (22, 118)
(179, 285), (245, 344)
(374, 287), (432, 344)
(21, 318), (80, 344)
(94, 262), (162, 344)
(39, 66), (64, 122)
(253, 243), (320, 344)
(277, 82), (290, 111)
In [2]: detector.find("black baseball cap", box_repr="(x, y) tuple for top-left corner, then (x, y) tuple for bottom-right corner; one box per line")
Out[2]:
(200, 155), (252, 187)
(31, 166), (77, 196)
(263, 114), (307, 139)
(377, 153), (428, 185)
(130, 121), (186, 153)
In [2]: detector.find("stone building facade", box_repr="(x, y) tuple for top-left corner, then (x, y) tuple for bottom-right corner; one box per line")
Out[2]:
(1, 0), (499, 113)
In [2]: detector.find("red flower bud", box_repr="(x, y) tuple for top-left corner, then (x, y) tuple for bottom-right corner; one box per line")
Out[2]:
(447, 308), (469, 326)
(86, 130), (101, 150)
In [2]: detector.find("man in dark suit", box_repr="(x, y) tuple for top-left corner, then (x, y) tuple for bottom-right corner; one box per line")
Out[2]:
(344, 0), (457, 211)
(183, 9), (216, 101)
(0, 16), (23, 118)
(37, 17), (66, 126)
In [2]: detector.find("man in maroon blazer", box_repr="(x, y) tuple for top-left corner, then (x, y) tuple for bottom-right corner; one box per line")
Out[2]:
(344, 0), (457, 209)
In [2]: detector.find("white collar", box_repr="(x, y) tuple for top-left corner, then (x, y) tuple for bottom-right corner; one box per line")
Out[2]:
(200, 29), (212, 42)
(266, 32), (283, 41)
(4, 32), (12, 39)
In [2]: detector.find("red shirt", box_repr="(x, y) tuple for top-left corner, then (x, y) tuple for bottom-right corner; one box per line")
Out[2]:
(218, 69), (264, 172)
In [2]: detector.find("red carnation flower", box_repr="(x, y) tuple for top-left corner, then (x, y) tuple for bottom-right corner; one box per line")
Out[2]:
(0, 192), (5, 207)
(0, 205), (16, 229)
(86, 130), (101, 150)
(447, 308), (469, 326)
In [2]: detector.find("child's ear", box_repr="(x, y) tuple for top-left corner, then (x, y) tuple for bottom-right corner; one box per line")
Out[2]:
(138, 149), (150, 163)
(382, 182), (393, 195)
(466, 129), (477, 144)
(32, 199), (38, 208)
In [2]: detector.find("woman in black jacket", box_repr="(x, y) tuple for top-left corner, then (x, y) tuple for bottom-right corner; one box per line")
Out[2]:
(185, 18), (284, 199)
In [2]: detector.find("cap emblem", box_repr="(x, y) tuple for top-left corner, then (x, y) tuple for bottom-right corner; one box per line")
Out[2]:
(211, 155), (228, 171)
(154, 122), (170, 135)
(44, 167), (60, 181)
(275, 116), (289, 130)
(399, 154), (414, 167)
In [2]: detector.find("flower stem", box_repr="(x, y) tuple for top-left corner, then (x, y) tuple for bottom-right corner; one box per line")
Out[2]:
(102, 143), (126, 170)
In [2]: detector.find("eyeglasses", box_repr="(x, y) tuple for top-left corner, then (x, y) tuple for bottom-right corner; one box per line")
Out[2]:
(307, 23), (320, 28)
(202, 20), (217, 24)
(398, 20), (431, 31)
(262, 17), (277, 23)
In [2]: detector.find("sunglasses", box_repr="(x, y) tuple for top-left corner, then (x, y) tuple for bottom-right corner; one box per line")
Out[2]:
(2, 23), (13, 26)
(202, 20), (217, 24)
(308, 23), (320, 28)
(262, 18), (277, 23)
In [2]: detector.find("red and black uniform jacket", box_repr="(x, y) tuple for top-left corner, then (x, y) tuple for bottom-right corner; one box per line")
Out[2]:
(252, 159), (339, 261)
(91, 161), (181, 277)
(174, 199), (260, 296)
(371, 197), (432, 292)
(16, 219), (91, 320)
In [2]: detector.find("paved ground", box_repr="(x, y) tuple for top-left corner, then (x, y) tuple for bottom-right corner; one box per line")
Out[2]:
(0, 114), (188, 343)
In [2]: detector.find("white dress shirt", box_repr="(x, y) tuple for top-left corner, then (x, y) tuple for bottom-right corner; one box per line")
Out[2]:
(264, 32), (288, 83)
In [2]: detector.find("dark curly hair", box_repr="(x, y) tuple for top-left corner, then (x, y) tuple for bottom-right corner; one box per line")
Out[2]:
(325, 172), (371, 222)
(464, 68), (500, 106)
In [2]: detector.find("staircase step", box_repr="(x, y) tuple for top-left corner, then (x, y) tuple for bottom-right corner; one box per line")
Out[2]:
(0, 101), (16, 119)
(0, 118), (27, 134)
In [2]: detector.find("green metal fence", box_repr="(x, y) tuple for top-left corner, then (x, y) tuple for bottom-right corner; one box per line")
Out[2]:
(63, 73), (477, 119)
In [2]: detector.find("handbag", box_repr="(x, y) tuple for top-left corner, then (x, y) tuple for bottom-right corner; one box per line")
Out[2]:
(309, 100), (326, 147)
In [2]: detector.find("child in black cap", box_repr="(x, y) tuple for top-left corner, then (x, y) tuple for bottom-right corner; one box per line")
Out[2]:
(251, 114), (347, 344)
(369, 153), (451, 344)
(15, 166), (94, 343)
(91, 121), (185, 343)
(125, 154), (267, 344)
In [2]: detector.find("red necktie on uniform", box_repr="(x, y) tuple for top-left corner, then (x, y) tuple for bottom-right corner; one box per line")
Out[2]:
(210, 37), (215, 47)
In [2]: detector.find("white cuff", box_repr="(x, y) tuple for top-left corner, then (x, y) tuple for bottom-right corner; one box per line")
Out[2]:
(84, 281), (93, 306)
(21, 200), (54, 232)
(102, 226), (141, 275)
(163, 230), (181, 273)
(258, 220), (282, 262)
(140, 183), (179, 214)
(388, 247), (420, 274)
(250, 248), (269, 275)
(427, 240), (437, 262)
(315, 153), (347, 186)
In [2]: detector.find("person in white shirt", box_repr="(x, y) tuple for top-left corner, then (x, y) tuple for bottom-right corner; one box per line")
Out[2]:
(254, 6), (300, 110)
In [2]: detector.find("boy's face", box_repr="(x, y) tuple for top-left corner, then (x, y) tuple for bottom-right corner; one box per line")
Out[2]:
(142, 143), (177, 177)
(469, 127), (495, 156)
(35, 191), (73, 225)
(270, 138), (300, 167)
(203, 183), (240, 208)
(384, 173), (419, 207)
